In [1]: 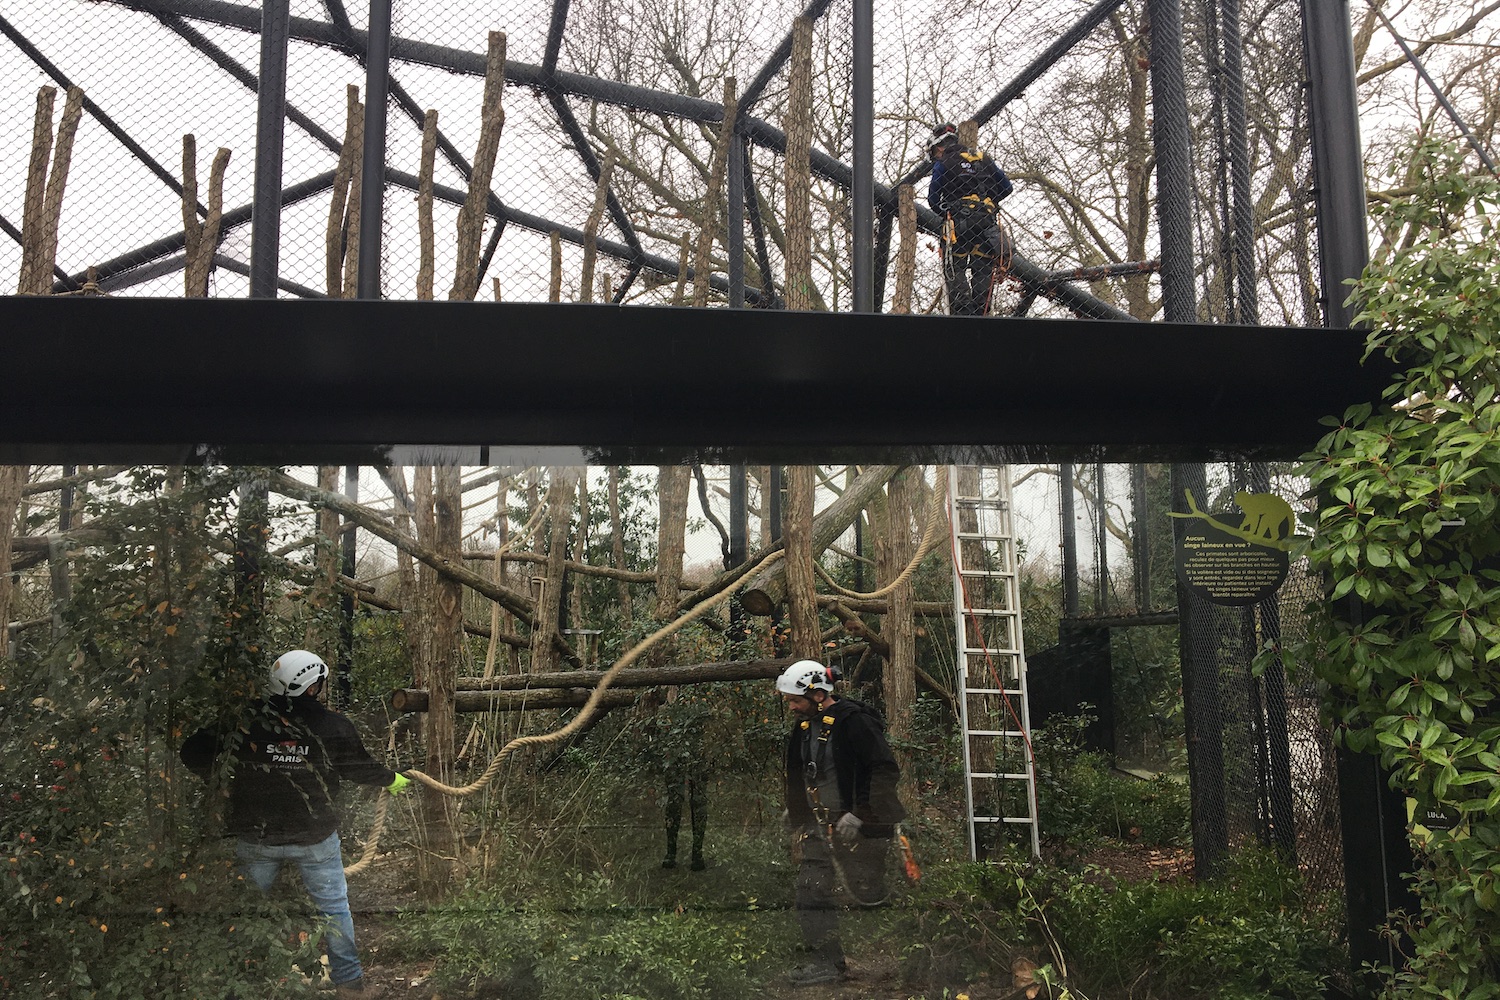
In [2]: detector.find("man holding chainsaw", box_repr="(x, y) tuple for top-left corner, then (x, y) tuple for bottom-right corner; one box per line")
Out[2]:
(927, 121), (1014, 316)
(180, 649), (411, 998)
(777, 659), (907, 987)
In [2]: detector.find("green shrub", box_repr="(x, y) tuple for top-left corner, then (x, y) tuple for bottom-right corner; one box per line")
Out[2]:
(1032, 711), (1191, 846)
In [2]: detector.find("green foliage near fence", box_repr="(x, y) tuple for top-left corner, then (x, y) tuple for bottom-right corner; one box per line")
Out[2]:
(1298, 139), (1500, 997)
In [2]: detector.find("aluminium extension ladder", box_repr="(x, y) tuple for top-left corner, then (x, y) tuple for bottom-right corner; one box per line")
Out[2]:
(947, 466), (1041, 860)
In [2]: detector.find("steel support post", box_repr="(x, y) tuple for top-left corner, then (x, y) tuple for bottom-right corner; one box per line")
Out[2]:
(356, 0), (391, 299)
(852, 0), (874, 312)
(250, 0), (291, 298)
(1301, 0), (1367, 328)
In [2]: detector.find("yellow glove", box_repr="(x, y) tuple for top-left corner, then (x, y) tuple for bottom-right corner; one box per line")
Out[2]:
(386, 773), (412, 796)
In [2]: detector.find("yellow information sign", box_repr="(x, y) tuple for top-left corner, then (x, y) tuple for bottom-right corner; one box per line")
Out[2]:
(1171, 489), (1294, 607)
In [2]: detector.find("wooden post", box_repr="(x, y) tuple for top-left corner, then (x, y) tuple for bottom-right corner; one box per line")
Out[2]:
(530, 469), (578, 674)
(891, 184), (917, 314)
(692, 78), (736, 307)
(740, 465), (902, 615)
(417, 110), (439, 300)
(327, 86), (363, 298)
(580, 153), (616, 303)
(782, 19), (814, 311)
(549, 231), (563, 302)
(0, 466), (27, 655)
(884, 469), (918, 808)
(654, 467), (692, 621)
(785, 466), (821, 659)
(608, 467), (633, 622)
(183, 137), (231, 298)
(450, 32), (506, 301)
(19, 86), (82, 295)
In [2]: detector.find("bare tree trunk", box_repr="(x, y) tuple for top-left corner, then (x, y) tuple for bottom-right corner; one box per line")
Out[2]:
(757, 467), (773, 551)
(308, 466), (341, 651)
(417, 109), (439, 300)
(415, 464), (462, 898)
(450, 32), (507, 301)
(580, 154), (616, 303)
(572, 473), (590, 639)
(608, 467), (633, 621)
(784, 466), (821, 660)
(410, 467), (436, 690)
(530, 469), (577, 674)
(182, 136), (230, 297)
(783, 18), (814, 311)
(884, 469), (918, 808)
(0, 466), (27, 654)
(891, 185), (917, 314)
(549, 232), (563, 302)
(327, 86), (363, 298)
(654, 467), (692, 621)
(19, 86), (82, 295)
(692, 78), (737, 307)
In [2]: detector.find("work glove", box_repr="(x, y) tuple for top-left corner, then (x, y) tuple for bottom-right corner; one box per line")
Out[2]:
(835, 812), (863, 843)
(386, 772), (412, 796)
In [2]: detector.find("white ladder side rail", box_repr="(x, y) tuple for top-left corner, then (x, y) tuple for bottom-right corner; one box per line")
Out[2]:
(947, 466), (1042, 860)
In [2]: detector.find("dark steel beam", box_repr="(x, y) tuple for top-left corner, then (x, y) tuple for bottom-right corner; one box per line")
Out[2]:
(0, 297), (1394, 466)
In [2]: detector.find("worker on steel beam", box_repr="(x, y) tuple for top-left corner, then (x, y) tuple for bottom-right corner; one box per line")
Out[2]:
(927, 122), (1014, 316)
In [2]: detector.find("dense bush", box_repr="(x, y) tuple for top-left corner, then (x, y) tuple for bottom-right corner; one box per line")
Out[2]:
(1297, 140), (1500, 996)
(1032, 711), (1192, 847)
(896, 848), (1340, 1000)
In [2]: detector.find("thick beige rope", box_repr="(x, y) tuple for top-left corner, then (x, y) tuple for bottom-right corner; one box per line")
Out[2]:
(344, 547), (787, 875)
(812, 476), (948, 602)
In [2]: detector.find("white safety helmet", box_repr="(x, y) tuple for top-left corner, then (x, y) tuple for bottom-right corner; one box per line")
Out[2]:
(776, 659), (839, 697)
(269, 649), (329, 697)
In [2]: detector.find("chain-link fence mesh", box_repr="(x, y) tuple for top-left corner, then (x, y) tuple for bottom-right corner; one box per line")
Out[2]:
(1010, 461), (1347, 964)
(3, 0), (1338, 321)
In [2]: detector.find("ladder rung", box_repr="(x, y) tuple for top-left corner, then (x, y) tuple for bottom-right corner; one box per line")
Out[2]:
(953, 531), (1013, 541)
(969, 772), (1033, 780)
(961, 646), (1021, 657)
(962, 687), (1024, 696)
(967, 729), (1028, 738)
(958, 607), (1016, 616)
(971, 816), (1036, 825)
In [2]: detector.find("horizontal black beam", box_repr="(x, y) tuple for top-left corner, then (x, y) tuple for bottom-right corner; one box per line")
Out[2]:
(0, 297), (1392, 466)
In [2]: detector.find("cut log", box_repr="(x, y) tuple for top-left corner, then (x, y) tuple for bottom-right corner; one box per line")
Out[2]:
(393, 687), (638, 714)
(451, 657), (790, 691)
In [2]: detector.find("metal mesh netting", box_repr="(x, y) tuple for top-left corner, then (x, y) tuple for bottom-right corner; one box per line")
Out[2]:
(3, 0), (1329, 321)
(1009, 462), (1346, 923)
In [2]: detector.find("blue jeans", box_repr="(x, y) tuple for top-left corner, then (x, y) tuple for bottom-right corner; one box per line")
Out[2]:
(235, 832), (361, 985)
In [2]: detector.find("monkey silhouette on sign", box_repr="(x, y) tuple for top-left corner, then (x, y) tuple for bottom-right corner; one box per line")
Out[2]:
(1234, 491), (1294, 541)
